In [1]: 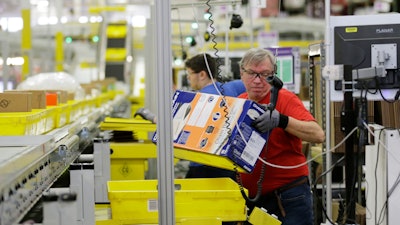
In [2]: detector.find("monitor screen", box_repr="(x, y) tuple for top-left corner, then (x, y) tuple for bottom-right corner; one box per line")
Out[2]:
(275, 54), (294, 84)
(267, 47), (301, 94)
(334, 23), (400, 90)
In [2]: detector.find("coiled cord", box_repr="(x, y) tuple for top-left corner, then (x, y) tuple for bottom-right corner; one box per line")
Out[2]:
(205, 0), (223, 83)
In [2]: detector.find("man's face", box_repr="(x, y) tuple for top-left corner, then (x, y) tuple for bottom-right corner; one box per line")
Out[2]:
(240, 61), (274, 102)
(186, 68), (201, 90)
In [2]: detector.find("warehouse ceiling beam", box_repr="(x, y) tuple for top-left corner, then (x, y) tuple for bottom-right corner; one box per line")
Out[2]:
(171, 0), (242, 9)
(171, 19), (209, 23)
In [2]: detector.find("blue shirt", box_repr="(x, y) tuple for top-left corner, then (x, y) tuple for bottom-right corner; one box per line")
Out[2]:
(200, 80), (246, 96)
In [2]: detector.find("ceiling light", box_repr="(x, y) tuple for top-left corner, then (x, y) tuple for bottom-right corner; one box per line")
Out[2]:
(191, 23), (199, 29)
(131, 15), (146, 27)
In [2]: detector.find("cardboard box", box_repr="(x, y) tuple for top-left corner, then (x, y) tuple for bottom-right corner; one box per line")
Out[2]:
(80, 83), (99, 96)
(5, 90), (46, 109)
(332, 200), (366, 225)
(153, 90), (269, 173)
(67, 92), (75, 101)
(0, 92), (32, 112)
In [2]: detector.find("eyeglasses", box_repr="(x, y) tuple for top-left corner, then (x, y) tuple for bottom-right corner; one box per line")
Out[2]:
(186, 70), (199, 76)
(241, 67), (274, 79)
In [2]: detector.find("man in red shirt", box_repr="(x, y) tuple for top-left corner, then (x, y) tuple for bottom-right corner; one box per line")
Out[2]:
(238, 48), (325, 225)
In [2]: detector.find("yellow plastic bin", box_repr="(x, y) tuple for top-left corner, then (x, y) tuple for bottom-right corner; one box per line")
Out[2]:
(99, 117), (156, 141)
(47, 104), (71, 128)
(33, 107), (56, 134)
(67, 100), (83, 122)
(107, 178), (247, 224)
(0, 111), (42, 135)
(81, 97), (97, 114)
(109, 142), (157, 180)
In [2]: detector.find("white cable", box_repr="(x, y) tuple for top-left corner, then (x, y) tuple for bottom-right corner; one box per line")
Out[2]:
(363, 121), (400, 166)
(190, 4), (223, 96)
(259, 126), (358, 169)
(190, 2), (341, 171)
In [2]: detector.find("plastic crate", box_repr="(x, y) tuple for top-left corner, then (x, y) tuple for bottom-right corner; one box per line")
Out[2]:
(99, 117), (156, 141)
(67, 100), (82, 122)
(0, 111), (42, 135)
(95, 92), (113, 107)
(107, 178), (247, 223)
(109, 142), (157, 180)
(31, 109), (46, 134)
(81, 97), (97, 114)
(48, 104), (70, 128)
(32, 108), (56, 134)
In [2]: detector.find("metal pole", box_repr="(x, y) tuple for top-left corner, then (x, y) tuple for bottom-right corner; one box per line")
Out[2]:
(324, 0), (333, 223)
(225, 11), (230, 78)
(155, 1), (175, 225)
(343, 65), (357, 224)
(248, 2), (254, 48)
(1, 27), (10, 91)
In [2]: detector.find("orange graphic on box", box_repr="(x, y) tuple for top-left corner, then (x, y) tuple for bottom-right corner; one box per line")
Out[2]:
(173, 93), (245, 154)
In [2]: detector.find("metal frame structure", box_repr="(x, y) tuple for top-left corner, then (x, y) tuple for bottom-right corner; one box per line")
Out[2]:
(154, 1), (175, 225)
(308, 42), (328, 225)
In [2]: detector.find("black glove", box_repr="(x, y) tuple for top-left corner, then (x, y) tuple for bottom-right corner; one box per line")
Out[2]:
(252, 108), (288, 133)
(134, 107), (156, 123)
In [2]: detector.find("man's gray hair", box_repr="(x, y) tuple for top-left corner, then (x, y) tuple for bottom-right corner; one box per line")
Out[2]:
(239, 48), (276, 69)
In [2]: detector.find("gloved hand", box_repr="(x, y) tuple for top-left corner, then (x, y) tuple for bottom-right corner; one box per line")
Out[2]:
(252, 108), (288, 133)
(134, 107), (156, 123)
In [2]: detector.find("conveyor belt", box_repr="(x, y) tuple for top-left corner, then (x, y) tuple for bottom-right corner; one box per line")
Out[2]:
(0, 135), (60, 225)
(0, 94), (127, 225)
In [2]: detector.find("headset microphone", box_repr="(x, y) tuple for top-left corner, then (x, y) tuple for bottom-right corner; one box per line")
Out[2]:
(266, 75), (283, 111)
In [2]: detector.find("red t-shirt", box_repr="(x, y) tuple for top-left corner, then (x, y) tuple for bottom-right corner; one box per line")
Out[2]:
(238, 89), (316, 196)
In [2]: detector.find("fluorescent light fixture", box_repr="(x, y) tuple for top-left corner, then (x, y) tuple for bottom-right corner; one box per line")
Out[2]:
(8, 57), (24, 66)
(78, 16), (89, 24)
(127, 55), (133, 62)
(191, 23), (199, 29)
(48, 16), (58, 25)
(0, 57), (25, 66)
(60, 16), (68, 24)
(131, 15), (146, 27)
(38, 16), (49, 25)
(89, 16), (102, 23)
(0, 17), (23, 32)
(174, 58), (183, 66)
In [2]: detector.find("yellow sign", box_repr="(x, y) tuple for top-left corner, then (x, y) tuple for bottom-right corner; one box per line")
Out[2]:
(345, 27), (358, 33)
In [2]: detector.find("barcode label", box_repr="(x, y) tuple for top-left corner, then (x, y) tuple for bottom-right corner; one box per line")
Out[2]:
(241, 131), (265, 165)
(241, 150), (255, 163)
(148, 199), (158, 212)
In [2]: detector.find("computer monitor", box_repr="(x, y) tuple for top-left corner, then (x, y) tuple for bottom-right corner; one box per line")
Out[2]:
(334, 23), (400, 90)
